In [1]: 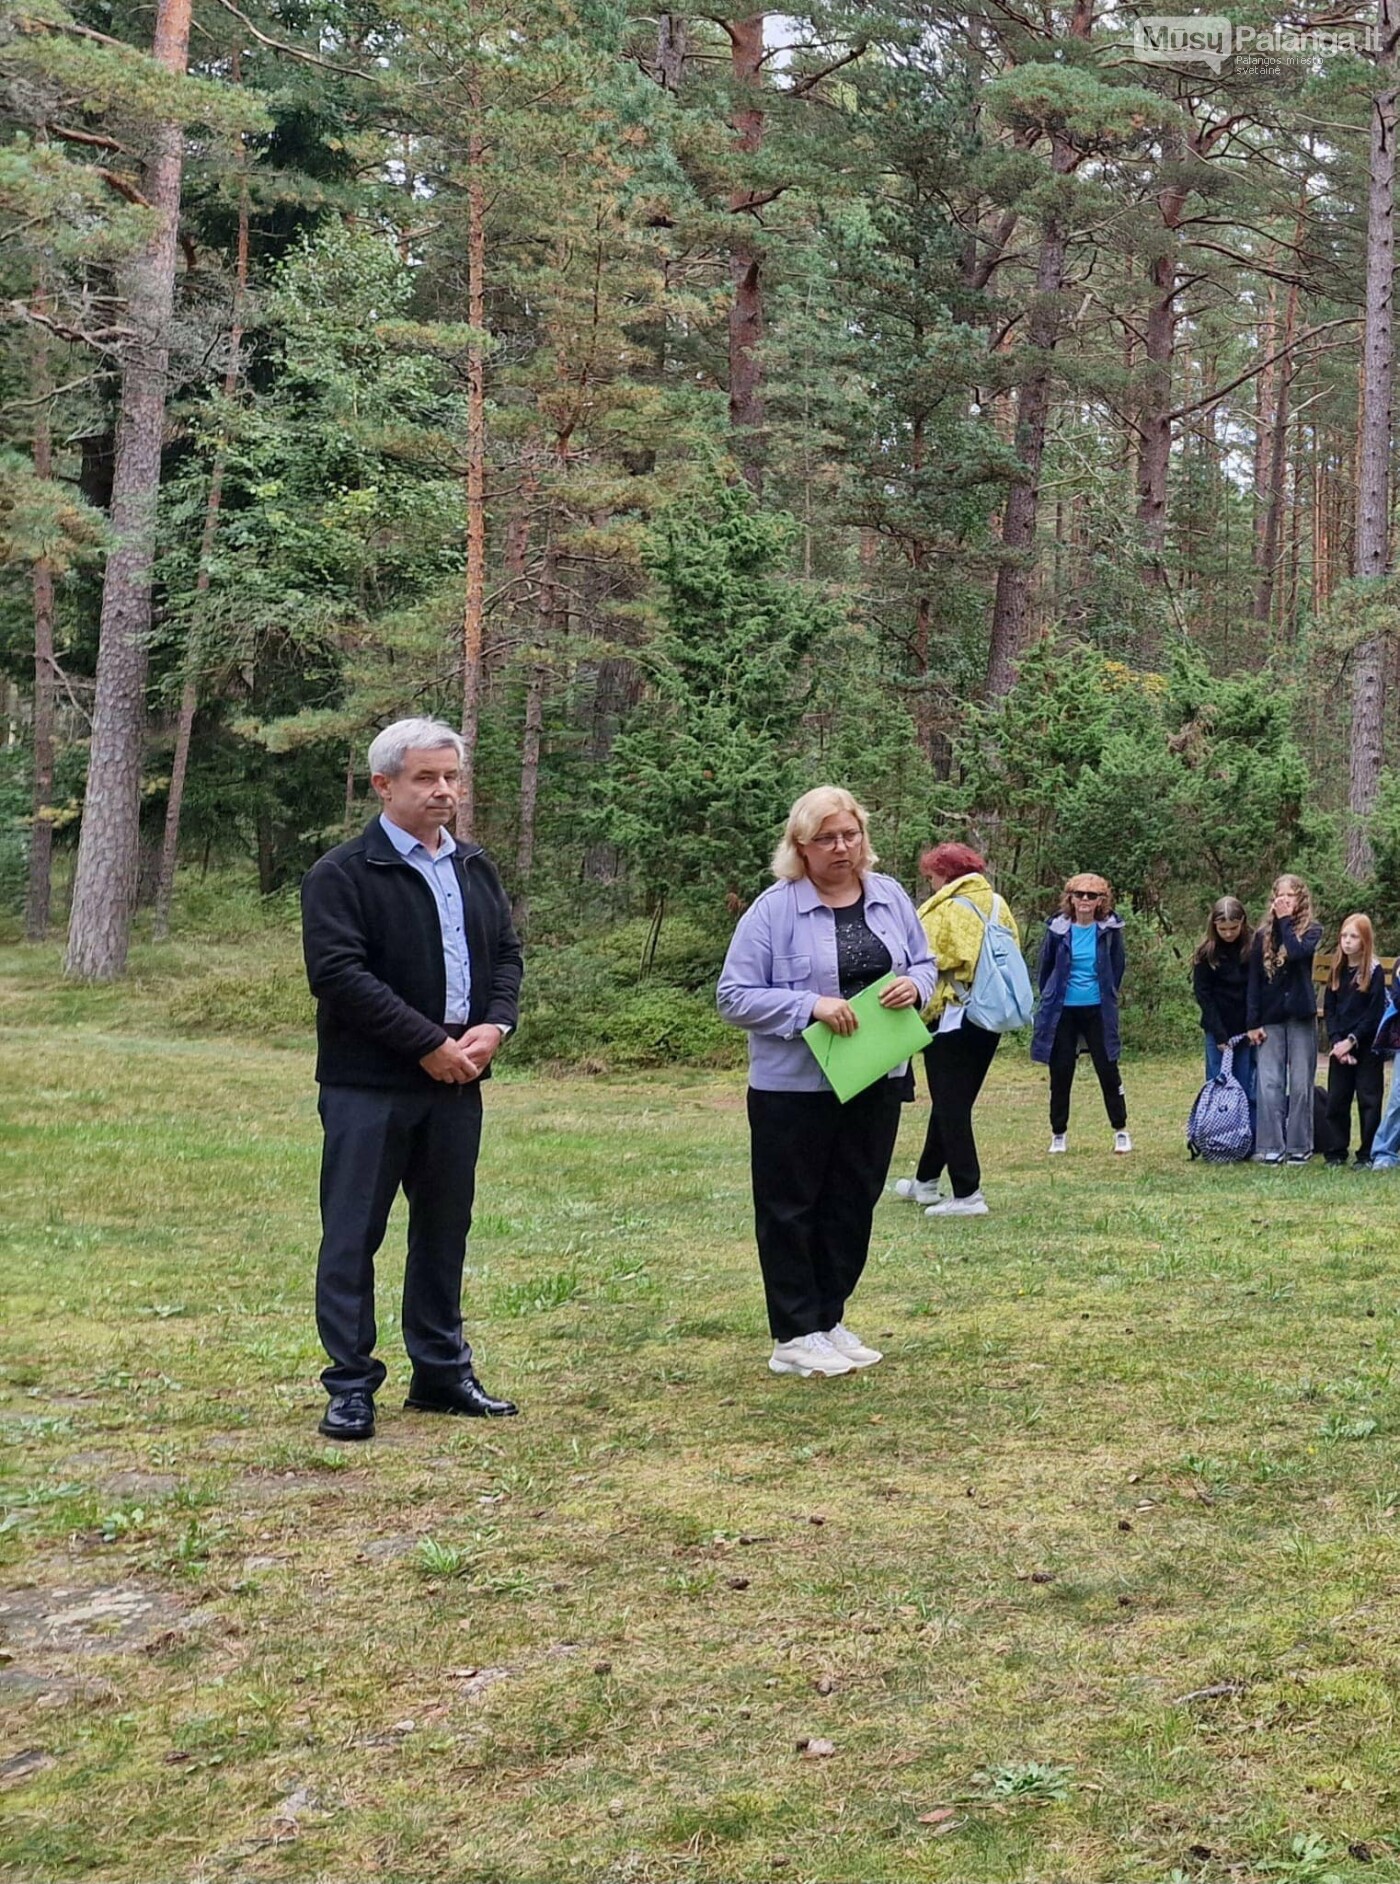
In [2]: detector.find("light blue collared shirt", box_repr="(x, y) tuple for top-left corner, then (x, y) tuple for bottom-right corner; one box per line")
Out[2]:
(379, 813), (472, 1023)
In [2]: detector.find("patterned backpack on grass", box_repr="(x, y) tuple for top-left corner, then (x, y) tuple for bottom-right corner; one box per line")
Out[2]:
(1186, 1036), (1254, 1162)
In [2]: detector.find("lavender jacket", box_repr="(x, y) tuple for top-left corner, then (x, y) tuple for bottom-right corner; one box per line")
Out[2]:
(717, 873), (938, 1093)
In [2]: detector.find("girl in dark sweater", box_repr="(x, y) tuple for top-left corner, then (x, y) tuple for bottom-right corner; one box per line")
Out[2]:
(1246, 874), (1323, 1163)
(1323, 913), (1387, 1165)
(1192, 897), (1254, 1122)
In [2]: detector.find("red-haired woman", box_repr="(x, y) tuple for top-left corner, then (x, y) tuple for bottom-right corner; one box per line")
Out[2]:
(892, 842), (1019, 1218)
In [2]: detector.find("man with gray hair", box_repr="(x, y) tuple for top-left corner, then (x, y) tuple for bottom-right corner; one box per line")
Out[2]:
(300, 717), (524, 1440)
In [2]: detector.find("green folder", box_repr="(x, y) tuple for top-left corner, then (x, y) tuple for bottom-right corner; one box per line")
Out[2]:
(801, 973), (933, 1103)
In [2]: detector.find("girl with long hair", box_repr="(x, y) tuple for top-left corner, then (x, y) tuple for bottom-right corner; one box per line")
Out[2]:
(1192, 897), (1255, 1121)
(1323, 913), (1387, 1165)
(1246, 874), (1323, 1162)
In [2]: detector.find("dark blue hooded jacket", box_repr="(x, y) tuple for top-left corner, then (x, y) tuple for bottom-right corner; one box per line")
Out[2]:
(1031, 913), (1126, 1064)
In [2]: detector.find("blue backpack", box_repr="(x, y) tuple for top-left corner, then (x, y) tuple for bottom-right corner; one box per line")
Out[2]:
(950, 894), (1035, 1034)
(1186, 1036), (1254, 1162)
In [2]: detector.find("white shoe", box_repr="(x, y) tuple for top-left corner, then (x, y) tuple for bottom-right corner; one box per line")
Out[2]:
(893, 1177), (942, 1206)
(1048, 1134), (1067, 1155)
(769, 1332), (857, 1377)
(925, 1190), (988, 1217)
(1113, 1131), (1133, 1154)
(824, 1322), (883, 1367)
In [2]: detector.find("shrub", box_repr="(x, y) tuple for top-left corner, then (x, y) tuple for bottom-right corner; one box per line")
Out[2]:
(167, 959), (314, 1038)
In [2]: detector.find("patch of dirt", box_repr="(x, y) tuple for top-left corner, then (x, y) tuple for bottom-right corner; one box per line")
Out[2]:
(358, 1534), (421, 1563)
(0, 1583), (208, 1657)
(99, 1472), (181, 1498)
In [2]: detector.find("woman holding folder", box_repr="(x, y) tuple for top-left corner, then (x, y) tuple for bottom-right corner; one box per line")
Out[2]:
(717, 787), (936, 1378)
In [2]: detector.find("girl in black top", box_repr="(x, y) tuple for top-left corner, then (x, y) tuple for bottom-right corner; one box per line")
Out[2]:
(1192, 897), (1254, 1119)
(1246, 874), (1323, 1162)
(1324, 912), (1387, 1164)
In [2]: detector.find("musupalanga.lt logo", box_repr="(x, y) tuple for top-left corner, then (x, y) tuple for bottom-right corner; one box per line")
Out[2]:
(1132, 14), (1381, 72)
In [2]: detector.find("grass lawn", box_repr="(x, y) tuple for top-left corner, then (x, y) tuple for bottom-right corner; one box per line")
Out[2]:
(4, 980), (1400, 1882)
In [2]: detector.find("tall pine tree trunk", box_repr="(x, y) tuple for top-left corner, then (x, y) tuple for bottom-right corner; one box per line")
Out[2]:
(1348, 0), (1399, 876)
(984, 0), (1092, 698)
(512, 543), (553, 932)
(1253, 270), (1299, 627)
(985, 211), (1069, 697)
(153, 147), (248, 941)
(458, 91), (488, 839)
(65, 0), (192, 978)
(25, 317), (56, 942)
(727, 14), (766, 494)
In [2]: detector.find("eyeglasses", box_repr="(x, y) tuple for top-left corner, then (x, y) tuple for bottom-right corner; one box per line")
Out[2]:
(808, 829), (863, 851)
(1071, 890), (1101, 900)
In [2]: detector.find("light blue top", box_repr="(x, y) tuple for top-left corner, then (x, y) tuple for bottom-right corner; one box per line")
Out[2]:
(1065, 921), (1099, 1007)
(379, 813), (472, 1023)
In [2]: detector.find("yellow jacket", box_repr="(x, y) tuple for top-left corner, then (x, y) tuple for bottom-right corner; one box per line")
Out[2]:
(916, 872), (1020, 1020)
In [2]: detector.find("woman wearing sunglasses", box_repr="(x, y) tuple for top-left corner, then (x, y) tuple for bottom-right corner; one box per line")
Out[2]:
(1030, 872), (1130, 1156)
(718, 787), (935, 1378)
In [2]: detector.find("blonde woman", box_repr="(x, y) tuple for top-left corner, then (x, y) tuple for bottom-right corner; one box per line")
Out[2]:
(1246, 874), (1323, 1163)
(1030, 872), (1129, 1154)
(717, 787), (936, 1378)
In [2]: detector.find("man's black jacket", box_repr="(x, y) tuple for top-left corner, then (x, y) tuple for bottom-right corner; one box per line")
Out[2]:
(301, 816), (524, 1089)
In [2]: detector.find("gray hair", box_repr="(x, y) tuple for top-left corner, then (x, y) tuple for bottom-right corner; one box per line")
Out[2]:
(367, 717), (464, 779)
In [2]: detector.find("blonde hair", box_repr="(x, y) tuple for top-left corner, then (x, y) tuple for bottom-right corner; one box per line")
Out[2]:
(1058, 872), (1113, 920)
(1262, 874), (1314, 978)
(771, 786), (877, 882)
(1330, 912), (1377, 991)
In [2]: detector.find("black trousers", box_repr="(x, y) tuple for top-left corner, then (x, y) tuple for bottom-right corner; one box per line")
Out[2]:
(1048, 1005), (1127, 1133)
(315, 1082), (482, 1396)
(747, 1080), (903, 1342)
(1325, 1050), (1385, 1161)
(916, 1021), (1000, 1196)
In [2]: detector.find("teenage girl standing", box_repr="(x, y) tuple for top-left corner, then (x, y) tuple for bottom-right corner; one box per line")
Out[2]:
(1246, 874), (1323, 1163)
(1323, 913), (1387, 1165)
(1192, 897), (1255, 1121)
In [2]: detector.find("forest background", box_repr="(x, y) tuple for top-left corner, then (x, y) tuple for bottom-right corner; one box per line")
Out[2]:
(6, 0), (1400, 1067)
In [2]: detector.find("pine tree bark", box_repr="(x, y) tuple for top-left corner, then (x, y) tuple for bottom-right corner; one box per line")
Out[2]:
(153, 149), (248, 941)
(458, 90), (488, 840)
(984, 0), (1093, 698)
(985, 213), (1070, 697)
(25, 318), (56, 942)
(512, 545), (552, 932)
(1252, 271), (1299, 627)
(65, 0), (193, 978)
(1348, 0), (1399, 877)
(727, 14), (766, 494)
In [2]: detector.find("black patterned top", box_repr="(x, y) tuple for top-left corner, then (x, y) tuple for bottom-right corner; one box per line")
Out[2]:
(833, 894), (893, 999)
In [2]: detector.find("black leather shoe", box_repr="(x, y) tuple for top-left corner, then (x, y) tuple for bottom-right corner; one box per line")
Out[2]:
(318, 1390), (376, 1440)
(404, 1369), (518, 1418)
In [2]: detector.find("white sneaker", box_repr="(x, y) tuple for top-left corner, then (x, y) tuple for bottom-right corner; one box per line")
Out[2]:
(1049, 1134), (1068, 1155)
(925, 1190), (988, 1217)
(1114, 1130), (1133, 1154)
(824, 1322), (883, 1367)
(893, 1177), (942, 1206)
(769, 1332), (857, 1377)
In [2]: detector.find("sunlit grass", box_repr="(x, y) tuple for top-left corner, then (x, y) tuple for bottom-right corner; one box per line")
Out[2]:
(3, 1003), (1400, 1881)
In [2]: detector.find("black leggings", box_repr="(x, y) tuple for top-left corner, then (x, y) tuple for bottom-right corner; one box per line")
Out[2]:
(1048, 1005), (1126, 1133)
(916, 1021), (1000, 1196)
(1325, 1050), (1384, 1161)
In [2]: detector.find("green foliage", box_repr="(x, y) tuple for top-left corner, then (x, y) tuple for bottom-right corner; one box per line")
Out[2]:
(598, 478), (842, 906)
(963, 642), (1316, 930)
